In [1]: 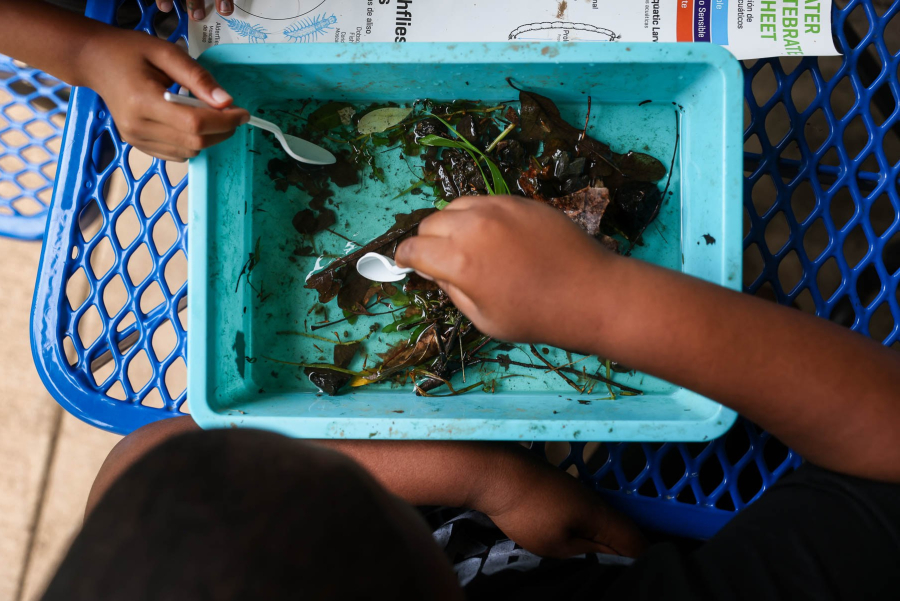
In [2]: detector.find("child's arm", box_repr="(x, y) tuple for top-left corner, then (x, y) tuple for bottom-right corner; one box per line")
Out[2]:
(395, 196), (900, 483)
(0, 1), (248, 161)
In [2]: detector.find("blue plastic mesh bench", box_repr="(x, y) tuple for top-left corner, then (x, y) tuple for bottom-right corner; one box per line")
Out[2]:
(0, 55), (69, 240)
(29, 0), (899, 539)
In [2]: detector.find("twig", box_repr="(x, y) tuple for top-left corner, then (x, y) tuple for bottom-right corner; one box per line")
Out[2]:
(473, 356), (642, 395)
(325, 229), (361, 246)
(530, 344), (583, 393)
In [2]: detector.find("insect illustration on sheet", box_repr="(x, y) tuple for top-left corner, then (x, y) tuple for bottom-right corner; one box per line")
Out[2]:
(222, 16), (270, 43)
(283, 14), (338, 43)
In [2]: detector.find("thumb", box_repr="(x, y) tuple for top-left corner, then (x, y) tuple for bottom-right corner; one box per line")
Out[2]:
(153, 44), (234, 109)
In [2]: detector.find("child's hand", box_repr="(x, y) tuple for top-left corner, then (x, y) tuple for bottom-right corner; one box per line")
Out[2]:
(476, 446), (647, 558)
(157, 0), (234, 21)
(82, 28), (249, 161)
(395, 196), (617, 352)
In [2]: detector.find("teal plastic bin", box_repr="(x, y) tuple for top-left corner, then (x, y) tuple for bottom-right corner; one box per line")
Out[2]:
(188, 42), (743, 441)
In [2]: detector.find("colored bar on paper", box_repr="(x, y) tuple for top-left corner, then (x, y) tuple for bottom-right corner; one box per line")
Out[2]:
(694, 0), (710, 42)
(676, 0), (694, 42)
(711, 0), (729, 44)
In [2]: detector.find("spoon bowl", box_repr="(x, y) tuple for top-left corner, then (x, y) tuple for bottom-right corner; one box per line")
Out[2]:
(356, 252), (415, 282)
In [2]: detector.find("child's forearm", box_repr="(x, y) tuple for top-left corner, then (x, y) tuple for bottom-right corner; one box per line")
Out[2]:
(590, 255), (900, 481)
(0, 1), (108, 88)
(313, 439), (519, 512)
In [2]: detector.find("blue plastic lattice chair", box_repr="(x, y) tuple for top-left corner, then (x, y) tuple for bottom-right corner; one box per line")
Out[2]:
(0, 55), (69, 239)
(30, 0), (899, 539)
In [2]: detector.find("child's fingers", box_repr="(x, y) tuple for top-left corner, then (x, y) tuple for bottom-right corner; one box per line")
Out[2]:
(394, 236), (465, 283)
(216, 0), (234, 16)
(155, 0), (174, 13)
(152, 43), (233, 108)
(185, 0), (205, 21)
(148, 100), (248, 137)
(131, 117), (237, 153)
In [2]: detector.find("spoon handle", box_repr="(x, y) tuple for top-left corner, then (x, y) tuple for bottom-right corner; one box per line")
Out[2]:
(163, 91), (209, 109)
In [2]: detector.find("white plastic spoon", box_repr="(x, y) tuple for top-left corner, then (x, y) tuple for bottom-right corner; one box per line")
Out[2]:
(356, 252), (415, 283)
(163, 91), (336, 165)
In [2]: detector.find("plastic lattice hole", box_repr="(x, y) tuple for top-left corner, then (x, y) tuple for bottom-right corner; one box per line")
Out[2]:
(2, 101), (32, 123)
(102, 274), (129, 318)
(582, 442), (609, 472)
(179, 398), (191, 414)
(857, 50), (884, 89)
(829, 186), (857, 230)
(842, 115), (870, 160)
(62, 335), (77, 367)
(152, 318), (178, 362)
(177, 303), (187, 330)
(830, 75), (857, 120)
(165, 160), (188, 187)
(804, 108), (830, 153)
(779, 140), (802, 162)
(1, 129), (29, 148)
(830, 294), (857, 328)
(843, 3), (872, 48)
(15, 170), (45, 191)
(126, 349), (153, 393)
(152, 211), (179, 254)
(115, 205), (142, 249)
(869, 300), (896, 342)
(743, 243), (765, 287)
(790, 180), (817, 224)
(817, 257), (842, 300)
(176, 185), (188, 224)
(762, 436), (790, 473)
(620, 445), (650, 483)
(78, 199), (103, 243)
(91, 129), (116, 173)
(12, 197), (44, 216)
(778, 250), (803, 293)
(89, 236), (115, 279)
(858, 149), (880, 174)
(658, 447), (687, 490)
(91, 356), (115, 387)
(116, 311), (136, 333)
(744, 133), (761, 154)
(0, 154), (25, 173)
(127, 243), (153, 286)
(752, 175), (778, 216)
(886, 13), (900, 56)
(544, 442), (572, 465)
(843, 224), (870, 268)
(793, 287), (817, 314)
(164, 250), (187, 294)
(743, 208), (752, 238)
(106, 381), (127, 401)
(764, 102), (791, 147)
(697, 456), (725, 497)
(139, 174), (166, 218)
(637, 477), (658, 497)
(764, 211), (791, 254)
(45, 135), (61, 155)
(66, 267), (90, 311)
(723, 424), (751, 465)
(736, 464), (764, 504)
(857, 263), (881, 307)
(128, 148), (154, 180)
(882, 127), (899, 168)
(24, 119), (54, 140)
(790, 69), (816, 113)
(140, 281), (166, 315)
(102, 168), (129, 211)
(868, 86), (895, 128)
(751, 62), (778, 107)
(77, 304), (103, 349)
(141, 387), (165, 409)
(884, 232), (900, 274)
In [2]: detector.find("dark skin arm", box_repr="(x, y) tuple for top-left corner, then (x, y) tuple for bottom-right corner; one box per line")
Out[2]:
(395, 195), (900, 483)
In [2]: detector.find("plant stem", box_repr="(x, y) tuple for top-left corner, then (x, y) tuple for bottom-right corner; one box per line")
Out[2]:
(485, 122), (516, 154)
